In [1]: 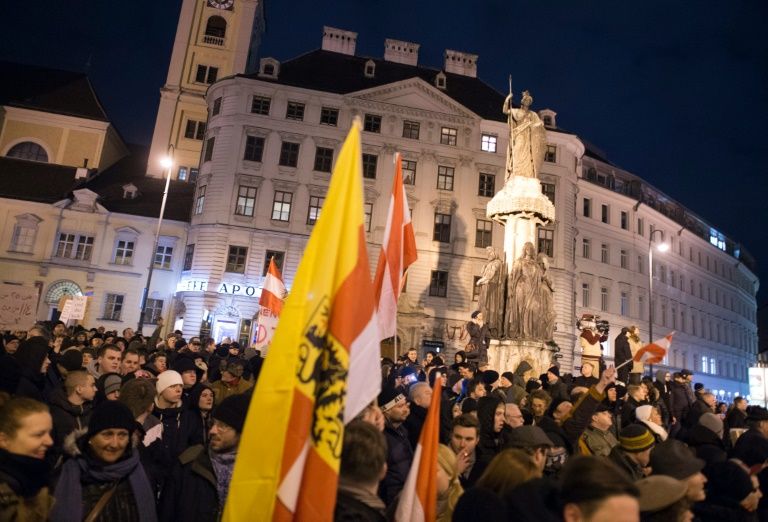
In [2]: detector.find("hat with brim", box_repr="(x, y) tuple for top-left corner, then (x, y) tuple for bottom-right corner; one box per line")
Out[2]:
(650, 440), (705, 479)
(505, 425), (554, 449)
(746, 406), (768, 422)
(636, 476), (687, 512)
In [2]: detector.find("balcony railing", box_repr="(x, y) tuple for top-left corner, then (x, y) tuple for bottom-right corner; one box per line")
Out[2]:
(203, 35), (225, 46)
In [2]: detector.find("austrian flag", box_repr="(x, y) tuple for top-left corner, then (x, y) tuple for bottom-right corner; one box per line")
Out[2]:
(633, 332), (674, 365)
(254, 257), (286, 354)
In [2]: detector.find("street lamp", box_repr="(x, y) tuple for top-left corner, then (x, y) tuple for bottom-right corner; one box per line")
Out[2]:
(648, 229), (669, 376)
(138, 145), (174, 334)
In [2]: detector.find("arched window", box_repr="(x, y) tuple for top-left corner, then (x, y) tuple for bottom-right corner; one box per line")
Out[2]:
(6, 141), (48, 162)
(205, 16), (227, 38)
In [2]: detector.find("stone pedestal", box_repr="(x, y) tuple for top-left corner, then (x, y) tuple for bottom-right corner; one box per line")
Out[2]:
(488, 338), (556, 377)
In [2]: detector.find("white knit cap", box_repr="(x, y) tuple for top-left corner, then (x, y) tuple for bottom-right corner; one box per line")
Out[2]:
(156, 370), (184, 395)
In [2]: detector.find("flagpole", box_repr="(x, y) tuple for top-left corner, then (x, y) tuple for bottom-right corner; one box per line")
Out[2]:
(393, 152), (400, 359)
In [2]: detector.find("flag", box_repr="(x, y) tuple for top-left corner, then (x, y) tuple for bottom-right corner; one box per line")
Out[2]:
(395, 376), (442, 522)
(633, 332), (674, 365)
(373, 153), (417, 340)
(254, 257), (287, 355)
(223, 120), (380, 521)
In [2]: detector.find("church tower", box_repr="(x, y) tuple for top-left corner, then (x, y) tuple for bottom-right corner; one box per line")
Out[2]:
(147, 0), (264, 178)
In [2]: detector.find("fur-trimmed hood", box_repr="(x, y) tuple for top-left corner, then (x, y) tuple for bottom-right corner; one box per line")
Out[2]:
(61, 427), (141, 459)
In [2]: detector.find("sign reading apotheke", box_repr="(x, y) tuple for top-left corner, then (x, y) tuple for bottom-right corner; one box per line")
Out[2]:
(176, 278), (265, 297)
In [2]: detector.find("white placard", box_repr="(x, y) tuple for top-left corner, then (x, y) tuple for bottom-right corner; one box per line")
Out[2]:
(0, 284), (39, 331)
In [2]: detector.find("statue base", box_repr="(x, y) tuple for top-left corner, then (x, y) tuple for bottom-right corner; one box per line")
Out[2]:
(487, 339), (556, 378)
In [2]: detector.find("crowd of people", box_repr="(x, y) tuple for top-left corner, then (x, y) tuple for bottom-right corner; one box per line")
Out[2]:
(0, 319), (765, 521)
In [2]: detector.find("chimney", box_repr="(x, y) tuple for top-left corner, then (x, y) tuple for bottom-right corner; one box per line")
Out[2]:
(321, 26), (357, 56)
(384, 39), (420, 66)
(443, 49), (478, 78)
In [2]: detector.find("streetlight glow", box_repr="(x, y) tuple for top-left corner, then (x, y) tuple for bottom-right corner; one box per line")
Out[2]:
(657, 242), (670, 252)
(160, 156), (173, 169)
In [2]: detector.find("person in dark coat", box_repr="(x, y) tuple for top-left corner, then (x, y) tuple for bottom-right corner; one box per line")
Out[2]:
(472, 396), (506, 480)
(151, 370), (200, 458)
(614, 327), (632, 385)
(377, 386), (413, 506)
(160, 394), (250, 522)
(694, 460), (761, 522)
(335, 420), (387, 521)
(48, 370), (95, 454)
(403, 382), (430, 449)
(669, 371), (695, 438)
(686, 413), (727, 470)
(731, 406), (768, 519)
(686, 392), (715, 428)
(572, 362), (599, 390)
(725, 397), (748, 433)
(544, 366), (569, 404)
(13, 337), (50, 401)
(465, 311), (489, 367)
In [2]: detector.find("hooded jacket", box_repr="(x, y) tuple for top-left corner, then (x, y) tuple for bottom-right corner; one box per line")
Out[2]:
(13, 337), (49, 401)
(159, 445), (221, 522)
(48, 387), (92, 450)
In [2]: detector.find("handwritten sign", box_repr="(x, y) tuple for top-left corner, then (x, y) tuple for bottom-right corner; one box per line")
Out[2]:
(0, 284), (39, 331)
(60, 295), (88, 323)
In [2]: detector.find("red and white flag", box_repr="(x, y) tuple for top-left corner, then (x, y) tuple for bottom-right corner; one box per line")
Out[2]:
(633, 332), (674, 365)
(395, 376), (442, 522)
(373, 153), (417, 341)
(254, 257), (286, 355)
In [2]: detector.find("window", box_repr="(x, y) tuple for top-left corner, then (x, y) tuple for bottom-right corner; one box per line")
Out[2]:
(55, 233), (94, 261)
(184, 120), (206, 140)
(481, 134), (497, 152)
(660, 301), (667, 327)
(364, 114), (381, 133)
(437, 165), (454, 191)
(177, 167), (188, 181)
(194, 185), (206, 215)
(637, 256), (644, 274)
(600, 287), (609, 312)
(195, 65), (218, 84)
(639, 295), (645, 320)
(637, 218), (644, 236)
(204, 15), (226, 38)
(10, 216), (40, 253)
(307, 196), (324, 225)
(226, 246), (248, 273)
(621, 292), (629, 316)
(433, 213), (452, 243)
(154, 245), (173, 269)
(601, 243), (609, 263)
(203, 137), (215, 162)
(271, 191), (292, 221)
(582, 283), (590, 307)
(601, 204), (609, 224)
(475, 220), (493, 248)
(114, 240), (134, 265)
(479, 173), (495, 197)
(262, 251), (285, 276)
(143, 298), (164, 325)
(583, 198), (592, 217)
(189, 168), (199, 183)
(402, 121), (420, 139)
(6, 141), (48, 162)
(620, 211), (629, 230)
(313, 147), (334, 172)
(183, 244), (194, 271)
(244, 136), (265, 162)
(537, 228), (554, 257)
(235, 185), (257, 216)
(212, 97), (222, 116)
(251, 96), (271, 115)
(320, 107), (339, 126)
(285, 102), (305, 121)
(582, 238), (591, 259)
(620, 249), (628, 269)
(279, 141), (300, 167)
(541, 182), (555, 204)
(544, 144), (557, 163)
(440, 127), (457, 146)
(402, 160), (417, 185)
(362, 154), (378, 179)
(103, 294), (124, 321)
(364, 203), (373, 232)
(701, 355), (708, 374)
(429, 270), (448, 297)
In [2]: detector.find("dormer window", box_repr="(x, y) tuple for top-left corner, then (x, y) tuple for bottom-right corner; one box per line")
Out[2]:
(364, 59), (375, 78)
(122, 183), (138, 200)
(258, 57), (280, 79)
(543, 115), (552, 126)
(435, 72), (447, 90)
(264, 64), (274, 75)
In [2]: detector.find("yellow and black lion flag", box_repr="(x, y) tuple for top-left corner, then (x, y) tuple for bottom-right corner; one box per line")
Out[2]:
(223, 118), (381, 521)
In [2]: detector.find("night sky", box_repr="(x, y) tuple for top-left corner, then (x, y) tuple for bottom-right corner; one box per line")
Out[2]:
(2, 1), (767, 302)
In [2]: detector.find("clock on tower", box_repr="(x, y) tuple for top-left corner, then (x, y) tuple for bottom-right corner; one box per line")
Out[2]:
(208, 0), (234, 9)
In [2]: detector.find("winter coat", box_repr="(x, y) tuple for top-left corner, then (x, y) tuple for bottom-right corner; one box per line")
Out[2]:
(686, 424), (727, 468)
(48, 388), (92, 449)
(579, 426), (618, 456)
(546, 379), (569, 403)
(669, 380), (694, 423)
(693, 501), (759, 522)
(731, 428), (768, 516)
(403, 403), (427, 450)
(608, 445), (645, 482)
(159, 445), (220, 522)
(465, 321), (489, 364)
(686, 398), (713, 428)
(620, 395), (646, 427)
(151, 403), (200, 458)
(725, 408), (747, 431)
(0, 449), (54, 522)
(614, 331), (632, 383)
(334, 485), (387, 522)
(379, 421), (413, 506)
(209, 377), (253, 402)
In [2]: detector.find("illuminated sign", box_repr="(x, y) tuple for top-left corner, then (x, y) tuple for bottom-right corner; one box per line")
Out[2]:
(176, 278), (265, 298)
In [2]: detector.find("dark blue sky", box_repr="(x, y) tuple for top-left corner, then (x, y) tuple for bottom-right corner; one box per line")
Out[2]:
(2, 1), (767, 302)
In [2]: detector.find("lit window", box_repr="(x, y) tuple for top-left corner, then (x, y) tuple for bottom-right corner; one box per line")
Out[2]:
(402, 160), (417, 185)
(544, 145), (556, 163)
(402, 121), (420, 140)
(177, 167), (188, 181)
(481, 134), (497, 152)
(114, 240), (135, 265)
(537, 228), (554, 257)
(235, 185), (257, 217)
(475, 220), (493, 248)
(194, 185), (206, 215)
(440, 127), (457, 146)
(437, 166), (454, 191)
(102, 294), (124, 321)
(307, 196), (324, 225)
(271, 191), (293, 221)
(154, 245), (173, 269)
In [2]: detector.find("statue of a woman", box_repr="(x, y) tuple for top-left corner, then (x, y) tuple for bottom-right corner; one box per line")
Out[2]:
(507, 242), (541, 339)
(502, 90), (547, 181)
(537, 253), (555, 341)
(476, 247), (503, 335)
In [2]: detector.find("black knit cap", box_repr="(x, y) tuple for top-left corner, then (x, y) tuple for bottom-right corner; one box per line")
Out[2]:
(87, 401), (138, 438)
(212, 393), (251, 434)
(58, 349), (83, 371)
(704, 461), (754, 504)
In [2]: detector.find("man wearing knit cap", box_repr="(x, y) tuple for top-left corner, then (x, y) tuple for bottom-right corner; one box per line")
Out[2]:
(378, 385), (413, 506)
(650, 439), (707, 503)
(152, 370), (195, 457)
(96, 372), (122, 402)
(545, 365), (569, 403)
(608, 424), (656, 481)
(160, 393), (251, 522)
(210, 358), (252, 401)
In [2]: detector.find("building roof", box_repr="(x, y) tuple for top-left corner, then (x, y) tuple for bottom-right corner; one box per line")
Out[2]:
(0, 61), (109, 121)
(241, 49), (508, 122)
(0, 146), (194, 222)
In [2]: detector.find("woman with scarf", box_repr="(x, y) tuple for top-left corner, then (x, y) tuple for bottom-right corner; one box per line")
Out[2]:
(51, 401), (157, 522)
(634, 404), (668, 443)
(0, 396), (55, 521)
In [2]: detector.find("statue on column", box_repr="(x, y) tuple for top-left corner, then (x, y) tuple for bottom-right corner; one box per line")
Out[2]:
(506, 242), (541, 339)
(476, 247), (504, 335)
(536, 253), (555, 340)
(502, 90), (547, 181)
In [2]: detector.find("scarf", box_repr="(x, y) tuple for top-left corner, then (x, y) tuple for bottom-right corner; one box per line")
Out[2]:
(0, 448), (51, 497)
(209, 449), (237, 509)
(50, 446), (157, 522)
